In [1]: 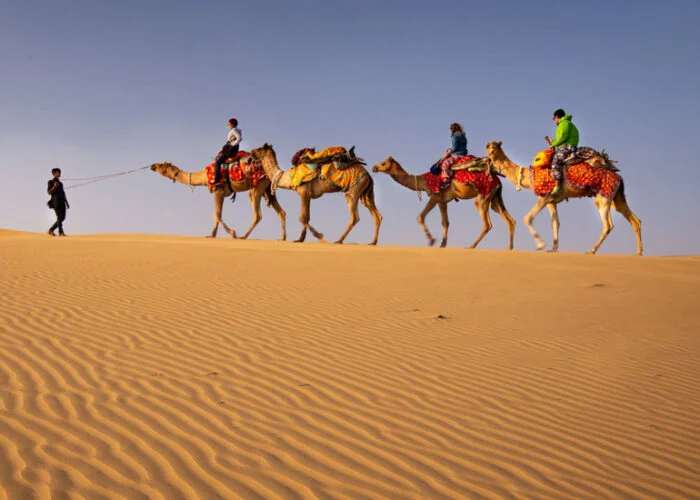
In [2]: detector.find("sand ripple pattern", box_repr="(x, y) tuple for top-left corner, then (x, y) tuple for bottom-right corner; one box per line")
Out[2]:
(1, 232), (700, 499)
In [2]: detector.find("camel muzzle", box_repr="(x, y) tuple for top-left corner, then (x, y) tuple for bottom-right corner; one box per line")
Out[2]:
(372, 166), (380, 173)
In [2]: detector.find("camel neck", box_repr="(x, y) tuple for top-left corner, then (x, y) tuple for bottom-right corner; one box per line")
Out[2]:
(175, 169), (209, 186)
(490, 154), (529, 189)
(389, 166), (428, 193)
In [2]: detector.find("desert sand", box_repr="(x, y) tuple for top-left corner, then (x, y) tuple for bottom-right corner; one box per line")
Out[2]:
(1, 229), (699, 499)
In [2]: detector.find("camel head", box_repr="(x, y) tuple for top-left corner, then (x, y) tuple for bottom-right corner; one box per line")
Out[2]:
(485, 141), (504, 161)
(250, 143), (278, 165)
(372, 156), (400, 174)
(150, 162), (181, 182)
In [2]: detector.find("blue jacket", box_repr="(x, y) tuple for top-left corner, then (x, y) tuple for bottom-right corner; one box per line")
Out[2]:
(450, 132), (468, 156)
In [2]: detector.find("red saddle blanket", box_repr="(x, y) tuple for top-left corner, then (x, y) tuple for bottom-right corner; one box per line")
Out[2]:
(530, 163), (621, 198)
(422, 170), (501, 196)
(205, 152), (265, 190)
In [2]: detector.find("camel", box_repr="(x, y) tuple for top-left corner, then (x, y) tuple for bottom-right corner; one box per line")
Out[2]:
(150, 162), (287, 240)
(485, 141), (643, 255)
(249, 144), (382, 245)
(372, 157), (515, 249)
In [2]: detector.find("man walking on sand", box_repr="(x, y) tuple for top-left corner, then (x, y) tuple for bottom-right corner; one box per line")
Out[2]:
(47, 168), (69, 236)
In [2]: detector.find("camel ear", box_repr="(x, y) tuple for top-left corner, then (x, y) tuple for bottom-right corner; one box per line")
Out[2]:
(497, 141), (502, 147)
(388, 156), (393, 161)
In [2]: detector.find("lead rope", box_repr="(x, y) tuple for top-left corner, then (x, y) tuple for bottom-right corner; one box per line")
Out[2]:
(62, 165), (150, 190)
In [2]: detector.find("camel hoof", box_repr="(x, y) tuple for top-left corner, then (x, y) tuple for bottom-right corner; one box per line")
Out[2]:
(547, 248), (558, 253)
(294, 239), (304, 243)
(368, 241), (377, 246)
(637, 252), (643, 256)
(535, 243), (546, 251)
(440, 242), (447, 248)
(428, 238), (436, 247)
(586, 249), (597, 255)
(206, 235), (215, 239)
(333, 240), (343, 245)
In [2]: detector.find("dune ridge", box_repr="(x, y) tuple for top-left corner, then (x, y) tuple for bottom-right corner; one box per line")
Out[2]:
(1, 232), (699, 499)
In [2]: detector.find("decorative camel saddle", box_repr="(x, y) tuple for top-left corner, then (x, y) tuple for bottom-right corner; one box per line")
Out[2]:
(292, 146), (365, 169)
(286, 146), (368, 191)
(533, 147), (619, 171)
(206, 151), (266, 190)
(530, 147), (622, 198)
(420, 154), (501, 195)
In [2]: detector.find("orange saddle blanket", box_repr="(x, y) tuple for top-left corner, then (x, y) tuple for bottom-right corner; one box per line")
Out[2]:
(530, 163), (621, 198)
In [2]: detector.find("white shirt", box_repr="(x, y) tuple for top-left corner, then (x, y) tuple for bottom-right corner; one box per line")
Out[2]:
(227, 127), (242, 147)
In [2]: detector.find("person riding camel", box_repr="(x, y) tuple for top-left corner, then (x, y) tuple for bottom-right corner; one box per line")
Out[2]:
(213, 118), (242, 185)
(439, 123), (468, 190)
(545, 109), (579, 195)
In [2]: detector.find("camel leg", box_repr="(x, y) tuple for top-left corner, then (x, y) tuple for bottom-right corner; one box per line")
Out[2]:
(240, 183), (266, 240)
(359, 187), (383, 246)
(335, 194), (360, 244)
(490, 191), (516, 250)
(546, 203), (560, 253)
(523, 198), (549, 250)
(469, 197), (492, 249)
(296, 193), (325, 243)
(208, 189), (236, 239)
(266, 190), (287, 241)
(296, 194), (310, 242)
(612, 193), (643, 256)
(417, 197), (439, 247)
(438, 201), (450, 248)
(588, 196), (613, 255)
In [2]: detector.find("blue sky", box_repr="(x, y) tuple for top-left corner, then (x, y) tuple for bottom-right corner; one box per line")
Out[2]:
(2, 0), (699, 255)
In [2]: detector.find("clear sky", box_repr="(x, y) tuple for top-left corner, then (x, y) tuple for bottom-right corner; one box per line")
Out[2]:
(2, 0), (699, 255)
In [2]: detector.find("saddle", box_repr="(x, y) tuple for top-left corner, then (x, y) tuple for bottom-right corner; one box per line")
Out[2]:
(450, 156), (492, 172)
(296, 146), (365, 170)
(532, 147), (619, 172)
(222, 151), (252, 167)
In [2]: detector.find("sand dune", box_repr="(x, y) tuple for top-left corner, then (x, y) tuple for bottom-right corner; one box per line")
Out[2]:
(1, 230), (699, 499)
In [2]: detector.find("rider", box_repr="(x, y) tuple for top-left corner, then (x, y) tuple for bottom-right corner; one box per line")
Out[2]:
(213, 118), (242, 184)
(440, 122), (468, 189)
(546, 109), (579, 195)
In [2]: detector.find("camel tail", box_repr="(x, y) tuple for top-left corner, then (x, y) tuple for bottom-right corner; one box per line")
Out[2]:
(360, 174), (375, 205)
(612, 178), (626, 205)
(263, 183), (277, 208)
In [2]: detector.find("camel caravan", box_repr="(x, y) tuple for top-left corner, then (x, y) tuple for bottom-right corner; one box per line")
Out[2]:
(150, 111), (643, 255)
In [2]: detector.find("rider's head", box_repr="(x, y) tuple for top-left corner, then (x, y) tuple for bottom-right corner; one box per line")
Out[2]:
(553, 109), (566, 123)
(450, 123), (464, 135)
(51, 168), (61, 178)
(228, 118), (238, 128)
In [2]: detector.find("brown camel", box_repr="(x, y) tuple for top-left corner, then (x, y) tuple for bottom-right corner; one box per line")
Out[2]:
(249, 144), (382, 245)
(150, 162), (287, 240)
(485, 141), (643, 255)
(372, 157), (515, 249)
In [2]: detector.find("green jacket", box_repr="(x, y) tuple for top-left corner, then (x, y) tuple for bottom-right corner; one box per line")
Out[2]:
(551, 114), (579, 147)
